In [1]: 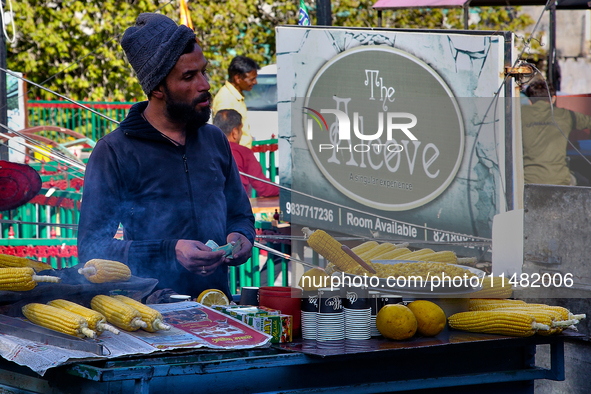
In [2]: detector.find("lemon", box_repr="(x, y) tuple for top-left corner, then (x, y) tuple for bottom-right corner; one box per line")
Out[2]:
(197, 289), (230, 307)
(376, 304), (417, 340)
(407, 300), (446, 337)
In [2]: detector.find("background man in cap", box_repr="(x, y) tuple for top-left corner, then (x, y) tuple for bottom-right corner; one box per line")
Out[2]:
(212, 56), (259, 148)
(77, 13), (255, 299)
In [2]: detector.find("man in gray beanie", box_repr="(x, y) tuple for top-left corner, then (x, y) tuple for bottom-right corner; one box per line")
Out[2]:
(77, 13), (255, 300)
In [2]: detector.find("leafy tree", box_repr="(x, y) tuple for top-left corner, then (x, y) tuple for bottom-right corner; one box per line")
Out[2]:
(7, 0), (535, 102)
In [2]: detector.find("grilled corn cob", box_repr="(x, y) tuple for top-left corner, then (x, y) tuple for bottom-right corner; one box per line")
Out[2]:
(0, 267), (61, 291)
(91, 295), (147, 331)
(351, 241), (379, 255)
(468, 298), (527, 311)
(22, 303), (96, 338)
(0, 254), (53, 272)
(448, 310), (549, 337)
(302, 227), (360, 272)
(48, 299), (120, 335)
(113, 295), (171, 332)
(78, 259), (131, 283)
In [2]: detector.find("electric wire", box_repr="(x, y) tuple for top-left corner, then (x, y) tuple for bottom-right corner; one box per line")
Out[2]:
(466, 0), (554, 236)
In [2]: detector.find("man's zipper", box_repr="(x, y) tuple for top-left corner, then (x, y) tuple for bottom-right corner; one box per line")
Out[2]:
(181, 151), (198, 227)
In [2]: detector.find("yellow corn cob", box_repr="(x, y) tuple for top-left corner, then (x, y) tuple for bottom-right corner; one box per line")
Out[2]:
(302, 228), (359, 272)
(395, 249), (435, 260)
(448, 310), (549, 337)
(113, 295), (171, 332)
(324, 262), (342, 275)
(91, 295), (147, 331)
(418, 251), (458, 264)
(0, 254), (53, 272)
(358, 243), (398, 262)
(0, 267), (61, 291)
(372, 247), (411, 261)
(22, 303), (96, 338)
(519, 304), (586, 322)
(351, 241), (379, 255)
(78, 259), (131, 283)
(496, 307), (575, 335)
(469, 298), (527, 311)
(470, 276), (513, 299)
(471, 286), (514, 299)
(48, 299), (120, 335)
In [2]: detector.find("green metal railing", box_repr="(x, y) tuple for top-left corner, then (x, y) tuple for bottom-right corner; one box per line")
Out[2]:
(12, 101), (289, 292)
(27, 100), (133, 141)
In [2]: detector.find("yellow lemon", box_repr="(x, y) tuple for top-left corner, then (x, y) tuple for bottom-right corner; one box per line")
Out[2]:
(298, 267), (330, 290)
(407, 300), (446, 337)
(376, 304), (417, 340)
(197, 289), (229, 307)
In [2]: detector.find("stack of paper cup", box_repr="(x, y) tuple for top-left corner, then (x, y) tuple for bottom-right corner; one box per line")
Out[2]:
(369, 291), (381, 337)
(317, 288), (344, 341)
(301, 291), (319, 340)
(343, 287), (370, 340)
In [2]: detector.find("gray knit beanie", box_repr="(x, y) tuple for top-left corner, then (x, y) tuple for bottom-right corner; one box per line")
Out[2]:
(121, 13), (196, 95)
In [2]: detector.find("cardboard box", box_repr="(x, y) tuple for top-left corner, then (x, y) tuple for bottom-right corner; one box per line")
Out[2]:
(247, 314), (292, 343)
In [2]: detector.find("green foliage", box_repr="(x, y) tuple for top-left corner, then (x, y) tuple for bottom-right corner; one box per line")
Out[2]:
(7, 1), (535, 102)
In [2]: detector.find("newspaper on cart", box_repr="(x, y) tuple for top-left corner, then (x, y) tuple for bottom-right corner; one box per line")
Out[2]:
(0, 301), (272, 376)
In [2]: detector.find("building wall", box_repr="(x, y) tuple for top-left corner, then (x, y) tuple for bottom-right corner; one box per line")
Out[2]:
(520, 7), (591, 94)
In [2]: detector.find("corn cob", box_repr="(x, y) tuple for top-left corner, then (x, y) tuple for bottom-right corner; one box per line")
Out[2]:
(395, 249), (435, 260)
(78, 259), (131, 283)
(372, 247), (411, 261)
(469, 298), (526, 311)
(0, 267), (61, 291)
(91, 295), (147, 331)
(113, 295), (171, 332)
(302, 228), (360, 272)
(359, 242), (408, 263)
(519, 304), (586, 322)
(48, 299), (120, 335)
(470, 276), (513, 299)
(22, 303), (96, 338)
(325, 262), (342, 275)
(418, 251), (458, 264)
(495, 307), (576, 335)
(358, 243), (398, 262)
(351, 241), (379, 255)
(448, 310), (549, 337)
(0, 254), (53, 272)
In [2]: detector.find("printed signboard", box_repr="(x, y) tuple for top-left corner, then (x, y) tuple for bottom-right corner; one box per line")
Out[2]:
(277, 27), (516, 251)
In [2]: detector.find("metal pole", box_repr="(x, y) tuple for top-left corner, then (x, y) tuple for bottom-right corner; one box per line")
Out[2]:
(548, 4), (558, 90)
(316, 0), (332, 26)
(463, 4), (469, 30)
(0, 0), (8, 160)
(378, 10), (382, 28)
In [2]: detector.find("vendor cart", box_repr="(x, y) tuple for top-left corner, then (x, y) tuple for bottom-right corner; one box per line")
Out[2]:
(0, 331), (570, 394)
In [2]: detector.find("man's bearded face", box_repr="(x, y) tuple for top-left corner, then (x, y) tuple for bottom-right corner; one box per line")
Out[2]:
(163, 82), (212, 130)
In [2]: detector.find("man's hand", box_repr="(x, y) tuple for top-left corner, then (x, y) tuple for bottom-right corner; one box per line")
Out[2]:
(224, 233), (252, 266)
(175, 240), (226, 276)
